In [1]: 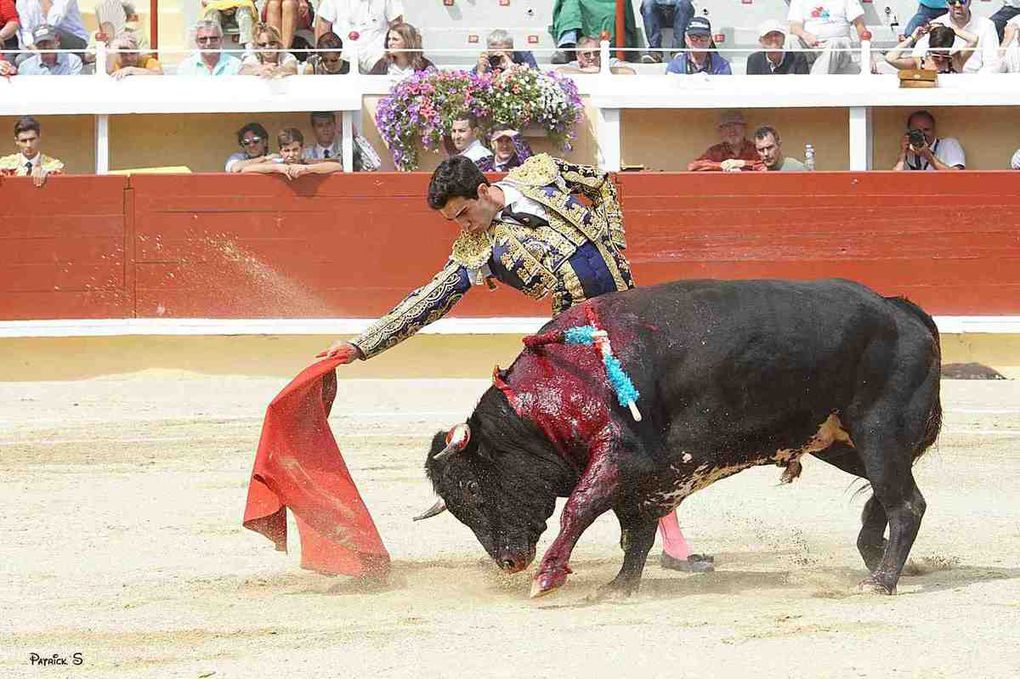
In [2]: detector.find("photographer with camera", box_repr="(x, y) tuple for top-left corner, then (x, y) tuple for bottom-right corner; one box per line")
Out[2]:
(893, 110), (966, 171)
(473, 29), (538, 76)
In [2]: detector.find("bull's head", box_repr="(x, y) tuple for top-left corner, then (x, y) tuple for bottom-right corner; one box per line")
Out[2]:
(418, 414), (570, 574)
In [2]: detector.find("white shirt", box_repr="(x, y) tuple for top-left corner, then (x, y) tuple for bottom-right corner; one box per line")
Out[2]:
(905, 137), (966, 171)
(911, 14), (1000, 73)
(788, 0), (864, 42)
(303, 142), (341, 161)
(22, 152), (41, 173)
(315, 0), (403, 70)
(1010, 148), (1020, 170)
(16, 0), (89, 45)
(459, 139), (493, 163)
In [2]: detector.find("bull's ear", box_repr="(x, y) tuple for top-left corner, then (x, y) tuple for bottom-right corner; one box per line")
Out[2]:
(433, 423), (471, 462)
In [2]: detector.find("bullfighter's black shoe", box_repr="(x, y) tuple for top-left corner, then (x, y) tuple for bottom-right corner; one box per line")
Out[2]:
(660, 553), (715, 572)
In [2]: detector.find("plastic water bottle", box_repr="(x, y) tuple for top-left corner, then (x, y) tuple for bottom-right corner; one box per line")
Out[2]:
(804, 144), (816, 171)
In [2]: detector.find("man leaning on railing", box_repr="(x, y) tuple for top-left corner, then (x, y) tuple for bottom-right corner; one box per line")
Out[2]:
(176, 18), (240, 76)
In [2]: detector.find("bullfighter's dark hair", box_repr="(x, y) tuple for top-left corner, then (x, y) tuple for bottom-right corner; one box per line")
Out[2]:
(14, 116), (40, 137)
(753, 124), (780, 143)
(235, 121), (269, 146)
(427, 155), (490, 209)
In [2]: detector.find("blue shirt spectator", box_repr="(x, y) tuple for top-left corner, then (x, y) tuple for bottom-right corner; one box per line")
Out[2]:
(176, 18), (241, 76)
(664, 16), (731, 74)
(17, 25), (83, 74)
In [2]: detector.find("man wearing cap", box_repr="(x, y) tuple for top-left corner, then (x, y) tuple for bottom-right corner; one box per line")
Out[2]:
(15, 0), (88, 54)
(688, 110), (760, 172)
(665, 16), (732, 74)
(747, 19), (810, 74)
(16, 24), (82, 74)
(0, 116), (64, 186)
(477, 127), (533, 173)
(788, 0), (868, 74)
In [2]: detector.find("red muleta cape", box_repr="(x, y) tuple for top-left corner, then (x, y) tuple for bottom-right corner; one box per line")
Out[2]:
(243, 358), (390, 577)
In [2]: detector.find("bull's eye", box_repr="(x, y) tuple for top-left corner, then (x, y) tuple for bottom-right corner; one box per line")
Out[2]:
(463, 479), (480, 500)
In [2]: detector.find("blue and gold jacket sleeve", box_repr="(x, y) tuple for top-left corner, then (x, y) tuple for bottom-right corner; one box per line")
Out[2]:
(350, 261), (472, 359)
(553, 157), (626, 252)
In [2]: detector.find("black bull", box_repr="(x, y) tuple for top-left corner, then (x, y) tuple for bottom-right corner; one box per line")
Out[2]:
(419, 279), (942, 598)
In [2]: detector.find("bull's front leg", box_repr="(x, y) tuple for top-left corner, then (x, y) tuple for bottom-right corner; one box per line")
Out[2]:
(531, 443), (620, 598)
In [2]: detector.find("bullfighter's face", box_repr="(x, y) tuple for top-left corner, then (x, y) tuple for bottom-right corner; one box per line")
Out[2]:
(424, 430), (553, 573)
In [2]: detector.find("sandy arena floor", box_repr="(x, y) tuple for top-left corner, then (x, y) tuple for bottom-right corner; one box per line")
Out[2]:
(1, 372), (1019, 678)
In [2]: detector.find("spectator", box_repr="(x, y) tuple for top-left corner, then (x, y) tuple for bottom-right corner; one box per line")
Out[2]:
(477, 126), (533, 172)
(15, 0), (87, 54)
(473, 29), (538, 76)
(639, 0), (693, 64)
(557, 34), (636, 74)
(550, 0), (638, 65)
(1001, 15), (1020, 71)
(447, 112), (493, 168)
(302, 110), (380, 171)
(788, 0), (867, 74)
(177, 19), (241, 76)
(991, 1), (1020, 42)
(202, 0), (257, 51)
(1011, 147), (1020, 169)
(747, 19), (809, 75)
(302, 31), (350, 74)
(901, 1), (947, 41)
(910, 0), (999, 73)
(754, 125), (807, 172)
(886, 24), (977, 72)
(314, 0), (403, 73)
(225, 121), (276, 172)
(240, 22), (298, 77)
(107, 31), (161, 78)
(262, 0), (313, 49)
(665, 17), (731, 74)
(241, 127), (342, 179)
(0, 115), (63, 186)
(892, 109), (965, 171)
(17, 24), (82, 73)
(687, 110), (760, 172)
(1, 0), (18, 54)
(368, 21), (433, 75)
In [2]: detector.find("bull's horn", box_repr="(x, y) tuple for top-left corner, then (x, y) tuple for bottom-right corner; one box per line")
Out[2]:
(433, 423), (471, 462)
(412, 498), (447, 521)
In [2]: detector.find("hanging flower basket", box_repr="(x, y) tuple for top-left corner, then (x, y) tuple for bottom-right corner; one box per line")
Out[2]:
(375, 66), (584, 171)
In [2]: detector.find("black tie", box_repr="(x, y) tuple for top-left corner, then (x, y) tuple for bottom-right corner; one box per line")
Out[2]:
(25, 161), (32, 173)
(323, 149), (331, 158)
(499, 206), (548, 228)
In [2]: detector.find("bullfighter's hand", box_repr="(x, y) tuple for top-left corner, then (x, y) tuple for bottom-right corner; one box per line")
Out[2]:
(317, 340), (361, 363)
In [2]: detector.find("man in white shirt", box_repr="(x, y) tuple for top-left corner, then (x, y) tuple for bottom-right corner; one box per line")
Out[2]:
(313, 0), (403, 72)
(304, 111), (342, 161)
(788, 0), (868, 74)
(449, 113), (493, 169)
(892, 110), (966, 171)
(16, 24), (83, 74)
(911, 0), (1000, 73)
(15, 0), (88, 52)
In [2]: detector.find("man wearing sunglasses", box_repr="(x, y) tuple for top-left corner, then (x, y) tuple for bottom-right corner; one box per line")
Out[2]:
(225, 121), (276, 173)
(177, 19), (241, 76)
(909, 0), (1001, 72)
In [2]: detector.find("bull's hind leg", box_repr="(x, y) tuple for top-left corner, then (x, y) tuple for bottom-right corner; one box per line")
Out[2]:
(814, 446), (888, 571)
(594, 511), (658, 598)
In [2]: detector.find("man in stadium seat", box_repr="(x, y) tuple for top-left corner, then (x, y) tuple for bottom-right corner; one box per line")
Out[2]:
(990, 0), (1020, 42)
(314, 0), (403, 73)
(177, 19), (241, 76)
(107, 31), (162, 78)
(910, 0), (1000, 73)
(747, 19), (809, 75)
(788, 0), (867, 74)
(754, 125), (806, 172)
(15, 0), (88, 55)
(550, 0), (639, 65)
(473, 29), (538, 75)
(241, 127), (341, 178)
(892, 110), (965, 171)
(226, 122), (276, 173)
(16, 24), (81, 74)
(477, 126), (533, 173)
(557, 34), (636, 74)
(902, 1), (948, 41)
(448, 112), (493, 169)
(665, 17), (731, 75)
(687, 110), (760, 172)
(639, 0), (693, 64)
(0, 115), (64, 186)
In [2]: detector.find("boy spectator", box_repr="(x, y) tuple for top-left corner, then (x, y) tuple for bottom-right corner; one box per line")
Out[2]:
(447, 113), (493, 168)
(314, 0), (403, 72)
(477, 127), (533, 173)
(665, 17), (731, 74)
(226, 122), (275, 172)
(241, 127), (341, 179)
(639, 0), (694, 63)
(688, 110), (760, 172)
(754, 125), (806, 171)
(788, 0), (868, 74)
(177, 19), (241, 76)
(747, 19), (810, 75)
(16, 0), (87, 53)
(557, 34), (636, 74)
(17, 24), (82, 73)
(892, 110), (965, 171)
(474, 29), (538, 75)
(1, 0), (18, 54)
(0, 115), (64, 186)
(107, 31), (161, 78)
(910, 0), (999, 73)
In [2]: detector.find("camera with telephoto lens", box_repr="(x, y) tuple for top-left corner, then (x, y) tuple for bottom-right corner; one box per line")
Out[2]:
(908, 128), (926, 148)
(488, 54), (504, 69)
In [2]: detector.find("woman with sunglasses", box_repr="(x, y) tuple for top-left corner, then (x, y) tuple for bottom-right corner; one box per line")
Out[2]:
(239, 23), (298, 77)
(885, 22), (977, 72)
(225, 122), (278, 173)
(302, 31), (350, 74)
(368, 22), (434, 76)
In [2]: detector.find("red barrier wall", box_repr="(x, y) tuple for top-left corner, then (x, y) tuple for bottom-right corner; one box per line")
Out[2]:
(1, 172), (1018, 321)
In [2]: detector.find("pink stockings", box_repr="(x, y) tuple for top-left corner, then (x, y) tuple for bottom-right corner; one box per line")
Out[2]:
(657, 511), (692, 559)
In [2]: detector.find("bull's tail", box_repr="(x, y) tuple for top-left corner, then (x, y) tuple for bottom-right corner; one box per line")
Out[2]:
(886, 295), (942, 463)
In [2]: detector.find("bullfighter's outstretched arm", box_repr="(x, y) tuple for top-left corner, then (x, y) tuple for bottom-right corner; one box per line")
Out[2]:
(552, 158), (626, 252)
(350, 261), (472, 360)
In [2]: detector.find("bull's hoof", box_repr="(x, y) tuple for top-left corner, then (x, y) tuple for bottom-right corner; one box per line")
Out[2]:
(857, 576), (896, 595)
(530, 569), (570, 598)
(589, 580), (640, 601)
